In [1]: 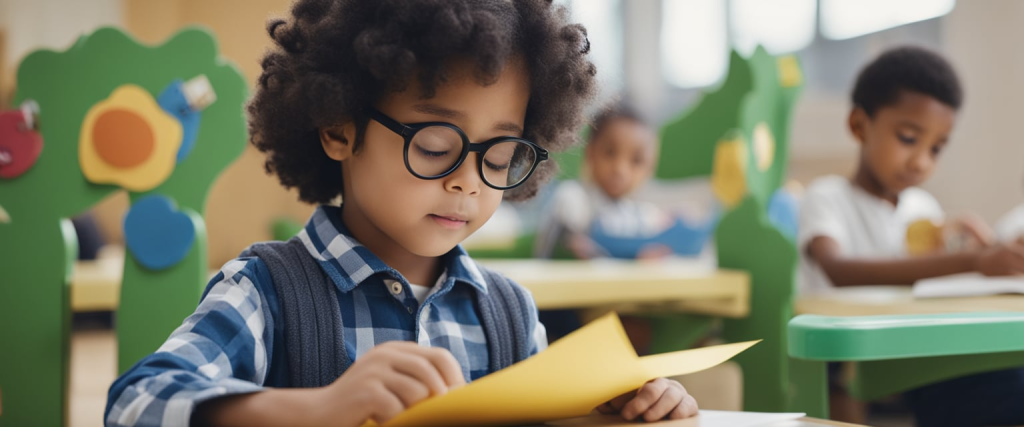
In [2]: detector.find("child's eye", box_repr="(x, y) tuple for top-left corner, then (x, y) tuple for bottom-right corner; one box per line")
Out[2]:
(897, 134), (916, 144)
(484, 159), (511, 171)
(416, 146), (449, 158)
(932, 145), (944, 156)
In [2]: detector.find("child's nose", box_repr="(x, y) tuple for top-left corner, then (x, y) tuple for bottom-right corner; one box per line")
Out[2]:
(444, 153), (483, 195)
(908, 150), (933, 173)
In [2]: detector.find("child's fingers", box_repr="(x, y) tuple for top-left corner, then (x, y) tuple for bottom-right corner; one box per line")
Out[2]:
(421, 347), (467, 389)
(396, 344), (466, 390)
(641, 383), (685, 422)
(604, 390), (637, 412)
(620, 379), (668, 420)
(595, 401), (618, 414)
(367, 383), (407, 425)
(382, 371), (432, 408)
(671, 394), (699, 419)
(391, 351), (451, 395)
(959, 215), (995, 246)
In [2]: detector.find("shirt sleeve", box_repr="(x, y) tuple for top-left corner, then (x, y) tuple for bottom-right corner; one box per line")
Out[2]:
(105, 258), (275, 427)
(997, 204), (1024, 241)
(797, 182), (850, 254)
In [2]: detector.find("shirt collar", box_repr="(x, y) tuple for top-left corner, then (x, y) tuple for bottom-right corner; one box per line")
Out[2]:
(297, 205), (488, 294)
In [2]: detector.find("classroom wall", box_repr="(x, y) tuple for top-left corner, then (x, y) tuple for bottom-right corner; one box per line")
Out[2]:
(929, 0), (1024, 224)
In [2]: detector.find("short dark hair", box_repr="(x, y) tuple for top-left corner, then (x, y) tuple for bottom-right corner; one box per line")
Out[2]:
(852, 46), (962, 117)
(247, 0), (597, 204)
(587, 101), (646, 144)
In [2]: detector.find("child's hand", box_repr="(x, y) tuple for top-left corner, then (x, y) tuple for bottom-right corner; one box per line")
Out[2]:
(567, 234), (601, 259)
(595, 378), (698, 422)
(953, 214), (996, 249)
(974, 243), (1024, 277)
(637, 244), (673, 260)
(319, 341), (466, 426)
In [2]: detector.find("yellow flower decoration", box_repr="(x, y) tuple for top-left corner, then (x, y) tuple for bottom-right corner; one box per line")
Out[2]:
(79, 85), (182, 192)
(777, 55), (803, 88)
(711, 134), (749, 208)
(752, 122), (775, 172)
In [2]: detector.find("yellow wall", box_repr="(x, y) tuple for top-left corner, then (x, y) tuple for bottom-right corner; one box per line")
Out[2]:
(107, 0), (317, 269)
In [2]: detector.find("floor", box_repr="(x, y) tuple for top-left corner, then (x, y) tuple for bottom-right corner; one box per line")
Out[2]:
(70, 329), (117, 427)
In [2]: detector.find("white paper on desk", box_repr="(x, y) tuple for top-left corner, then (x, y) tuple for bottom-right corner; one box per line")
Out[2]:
(697, 410), (805, 427)
(913, 273), (1024, 299)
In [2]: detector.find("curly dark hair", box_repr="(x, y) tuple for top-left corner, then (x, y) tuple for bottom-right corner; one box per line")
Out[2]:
(852, 46), (962, 117)
(587, 100), (646, 145)
(247, 0), (597, 204)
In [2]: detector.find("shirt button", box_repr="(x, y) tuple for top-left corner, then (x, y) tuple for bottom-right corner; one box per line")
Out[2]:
(407, 306), (415, 314)
(389, 281), (403, 295)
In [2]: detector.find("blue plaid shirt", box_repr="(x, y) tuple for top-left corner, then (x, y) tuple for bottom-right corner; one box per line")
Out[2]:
(105, 205), (547, 427)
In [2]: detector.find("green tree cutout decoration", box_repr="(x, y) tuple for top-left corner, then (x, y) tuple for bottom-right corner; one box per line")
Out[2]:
(0, 27), (247, 426)
(653, 46), (804, 412)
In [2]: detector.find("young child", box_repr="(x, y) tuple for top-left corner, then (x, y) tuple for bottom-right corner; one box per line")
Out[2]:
(536, 103), (711, 261)
(799, 46), (1024, 426)
(104, 1), (698, 426)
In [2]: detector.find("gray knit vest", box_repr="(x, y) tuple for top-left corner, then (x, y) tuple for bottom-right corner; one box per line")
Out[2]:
(243, 237), (533, 388)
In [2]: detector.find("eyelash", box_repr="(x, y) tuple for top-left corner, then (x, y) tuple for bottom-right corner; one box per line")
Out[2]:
(417, 147), (449, 158)
(484, 159), (510, 171)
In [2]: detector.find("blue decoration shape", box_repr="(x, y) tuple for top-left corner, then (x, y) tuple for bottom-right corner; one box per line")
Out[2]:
(157, 79), (201, 162)
(124, 195), (195, 270)
(767, 188), (799, 241)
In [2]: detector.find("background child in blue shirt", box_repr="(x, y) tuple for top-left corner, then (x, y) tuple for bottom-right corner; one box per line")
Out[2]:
(105, 1), (698, 426)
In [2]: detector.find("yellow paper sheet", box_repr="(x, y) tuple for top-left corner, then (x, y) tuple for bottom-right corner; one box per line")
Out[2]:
(382, 313), (758, 427)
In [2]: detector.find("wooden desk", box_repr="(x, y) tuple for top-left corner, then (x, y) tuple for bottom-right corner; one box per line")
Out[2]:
(71, 253), (752, 319)
(541, 413), (864, 426)
(70, 246), (124, 312)
(796, 286), (1024, 316)
(478, 259), (750, 318)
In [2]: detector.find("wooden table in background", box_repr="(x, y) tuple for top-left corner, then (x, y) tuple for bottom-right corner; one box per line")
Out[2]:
(479, 259), (750, 318)
(72, 252), (752, 320)
(796, 285), (1024, 316)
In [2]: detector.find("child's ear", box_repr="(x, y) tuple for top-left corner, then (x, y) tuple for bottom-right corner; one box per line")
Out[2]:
(320, 122), (357, 161)
(848, 107), (869, 145)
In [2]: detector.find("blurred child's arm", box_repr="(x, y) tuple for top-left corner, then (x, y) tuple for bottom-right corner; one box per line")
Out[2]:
(595, 378), (699, 422)
(953, 214), (996, 248)
(807, 236), (1024, 287)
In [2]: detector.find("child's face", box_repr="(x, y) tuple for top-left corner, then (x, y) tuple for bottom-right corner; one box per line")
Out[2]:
(322, 59), (530, 258)
(586, 118), (657, 200)
(849, 90), (956, 196)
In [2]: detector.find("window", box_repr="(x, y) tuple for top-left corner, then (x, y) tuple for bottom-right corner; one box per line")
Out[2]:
(821, 0), (956, 40)
(730, 0), (816, 56)
(661, 0), (728, 88)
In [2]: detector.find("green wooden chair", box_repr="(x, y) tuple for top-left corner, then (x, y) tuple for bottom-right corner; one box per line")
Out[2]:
(0, 27), (246, 426)
(788, 312), (1024, 418)
(648, 47), (804, 413)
